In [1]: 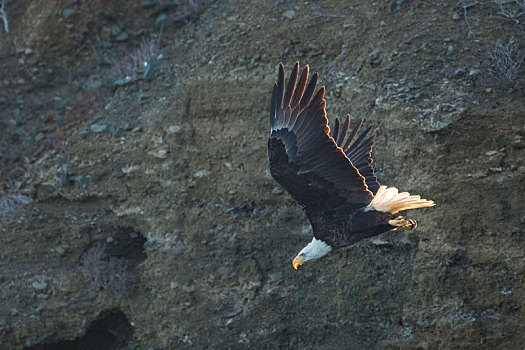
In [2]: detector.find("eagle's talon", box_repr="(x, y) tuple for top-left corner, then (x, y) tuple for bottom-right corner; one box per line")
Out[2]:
(389, 216), (417, 231)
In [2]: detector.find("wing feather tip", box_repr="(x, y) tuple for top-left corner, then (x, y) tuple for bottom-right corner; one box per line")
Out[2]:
(269, 62), (376, 206)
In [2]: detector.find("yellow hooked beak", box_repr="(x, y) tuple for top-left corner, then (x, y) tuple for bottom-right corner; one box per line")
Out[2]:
(293, 254), (305, 270)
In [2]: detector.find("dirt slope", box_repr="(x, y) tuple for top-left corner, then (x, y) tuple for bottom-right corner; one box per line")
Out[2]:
(1, 0), (525, 349)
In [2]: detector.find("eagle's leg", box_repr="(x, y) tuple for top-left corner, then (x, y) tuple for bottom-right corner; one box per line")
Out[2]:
(388, 216), (417, 231)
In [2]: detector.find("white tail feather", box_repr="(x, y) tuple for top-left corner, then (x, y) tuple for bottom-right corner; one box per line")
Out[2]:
(367, 185), (435, 214)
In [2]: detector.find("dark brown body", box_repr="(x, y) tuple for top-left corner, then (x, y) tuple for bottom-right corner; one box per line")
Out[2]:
(269, 135), (396, 249)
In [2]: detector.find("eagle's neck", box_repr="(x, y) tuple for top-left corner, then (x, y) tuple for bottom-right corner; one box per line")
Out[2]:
(299, 237), (332, 261)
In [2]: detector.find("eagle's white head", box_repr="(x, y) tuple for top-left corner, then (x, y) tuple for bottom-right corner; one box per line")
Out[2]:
(292, 237), (332, 269)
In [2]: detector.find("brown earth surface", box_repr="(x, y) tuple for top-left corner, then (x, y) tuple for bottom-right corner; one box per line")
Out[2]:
(1, 0), (525, 349)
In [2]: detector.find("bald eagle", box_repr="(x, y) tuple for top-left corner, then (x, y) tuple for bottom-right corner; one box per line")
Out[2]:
(268, 62), (435, 269)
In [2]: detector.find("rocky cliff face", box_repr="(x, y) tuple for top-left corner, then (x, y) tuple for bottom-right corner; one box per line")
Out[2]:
(1, 0), (524, 349)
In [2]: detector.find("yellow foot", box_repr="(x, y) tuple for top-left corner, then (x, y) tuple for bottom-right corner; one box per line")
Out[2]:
(388, 216), (417, 231)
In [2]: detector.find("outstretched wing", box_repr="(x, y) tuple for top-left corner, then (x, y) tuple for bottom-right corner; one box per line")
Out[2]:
(268, 62), (374, 228)
(332, 115), (380, 195)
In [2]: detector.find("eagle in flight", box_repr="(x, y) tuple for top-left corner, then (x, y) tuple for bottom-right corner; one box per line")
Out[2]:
(268, 62), (435, 269)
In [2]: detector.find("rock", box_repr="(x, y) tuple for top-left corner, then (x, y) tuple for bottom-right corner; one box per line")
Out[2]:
(271, 186), (283, 195)
(113, 76), (133, 86)
(83, 75), (103, 90)
(173, 239), (188, 252)
(137, 91), (149, 103)
(447, 45), (454, 56)
(124, 122), (137, 131)
(53, 98), (67, 110)
(452, 13), (461, 20)
(229, 66), (247, 77)
(90, 114), (103, 123)
(156, 14), (173, 28)
(297, 290), (307, 299)
(195, 170), (210, 178)
(0, 318), (9, 332)
(372, 237), (392, 247)
(249, 55), (260, 66)
(71, 175), (89, 188)
(149, 149), (168, 159)
(108, 123), (120, 136)
(485, 150), (498, 156)
(217, 266), (229, 278)
(112, 169), (125, 178)
(116, 33), (129, 42)
(35, 133), (45, 142)
(300, 225), (311, 235)
(62, 8), (75, 18)
(414, 91), (430, 100)
(141, 0), (156, 8)
(268, 272), (283, 282)
(32, 281), (47, 290)
(454, 68), (466, 76)
(55, 246), (66, 255)
(111, 25), (122, 36)
(418, 112), (458, 133)
(41, 182), (55, 192)
(389, 0), (409, 12)
(469, 69), (480, 76)
(90, 124), (107, 133)
(369, 47), (382, 66)
(283, 10), (295, 19)
(106, 237), (114, 243)
(520, 216), (525, 224)
(8, 167), (24, 179)
(440, 104), (455, 113)
(489, 167), (502, 173)
(168, 125), (181, 134)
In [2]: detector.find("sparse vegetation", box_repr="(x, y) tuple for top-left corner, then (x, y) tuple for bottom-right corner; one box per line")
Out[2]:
(110, 37), (160, 80)
(0, 0), (9, 34)
(497, 0), (525, 24)
(488, 36), (524, 87)
(80, 244), (136, 300)
(0, 194), (32, 224)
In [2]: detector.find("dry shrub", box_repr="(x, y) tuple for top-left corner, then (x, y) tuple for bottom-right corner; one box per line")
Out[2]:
(80, 244), (137, 299)
(488, 36), (524, 88)
(0, 193), (32, 224)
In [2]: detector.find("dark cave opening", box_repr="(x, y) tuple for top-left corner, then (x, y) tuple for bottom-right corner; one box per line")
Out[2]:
(25, 309), (133, 350)
(105, 227), (147, 265)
